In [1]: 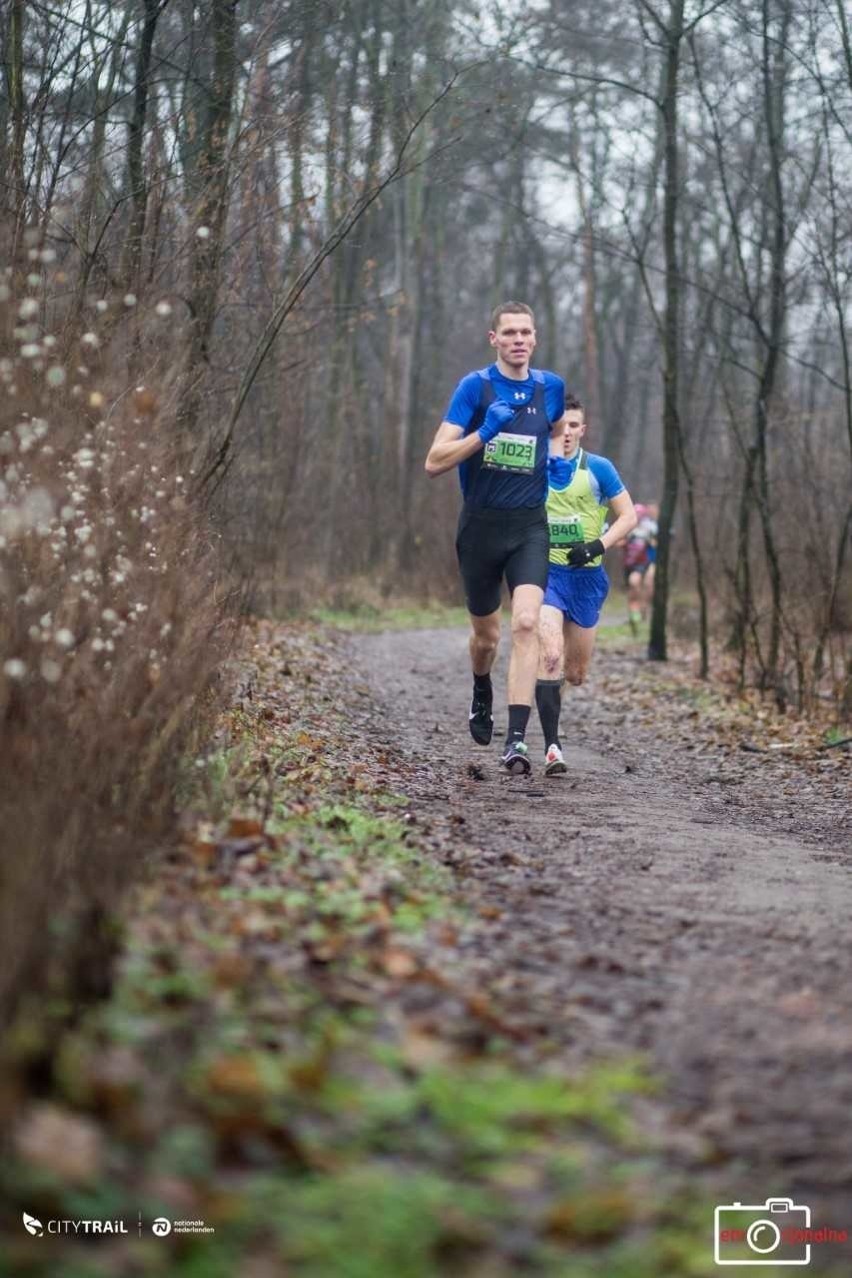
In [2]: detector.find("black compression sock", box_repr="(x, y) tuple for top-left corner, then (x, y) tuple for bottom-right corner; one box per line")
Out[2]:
(473, 672), (492, 695)
(506, 703), (530, 746)
(535, 679), (562, 748)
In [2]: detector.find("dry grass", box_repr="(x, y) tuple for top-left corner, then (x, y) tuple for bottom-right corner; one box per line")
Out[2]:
(0, 239), (233, 1045)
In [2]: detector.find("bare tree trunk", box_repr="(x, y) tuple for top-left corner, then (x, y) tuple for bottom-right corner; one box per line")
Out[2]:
(568, 123), (603, 427)
(178, 0), (239, 443)
(323, 1), (388, 569)
(7, 0), (26, 239)
(122, 0), (166, 292)
(811, 90), (852, 696)
(751, 0), (790, 704)
(527, 225), (558, 371)
(72, 6), (133, 319)
(605, 113), (665, 460)
(676, 428), (709, 677)
(579, 210), (602, 428)
(648, 0), (685, 662)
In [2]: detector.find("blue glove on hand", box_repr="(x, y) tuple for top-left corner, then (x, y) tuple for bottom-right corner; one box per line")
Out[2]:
(547, 456), (573, 490)
(478, 400), (515, 444)
(567, 538), (605, 567)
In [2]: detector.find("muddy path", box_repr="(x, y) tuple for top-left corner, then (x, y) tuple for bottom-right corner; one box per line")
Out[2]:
(348, 624), (852, 1264)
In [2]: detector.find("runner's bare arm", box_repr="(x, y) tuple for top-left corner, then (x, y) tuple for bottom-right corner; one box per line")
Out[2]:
(600, 490), (638, 550)
(424, 422), (486, 477)
(549, 413), (567, 457)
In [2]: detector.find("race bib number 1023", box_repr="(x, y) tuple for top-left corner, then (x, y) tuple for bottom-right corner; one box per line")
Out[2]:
(482, 431), (536, 474)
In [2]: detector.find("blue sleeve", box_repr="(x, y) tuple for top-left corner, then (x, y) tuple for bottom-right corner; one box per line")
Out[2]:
(588, 455), (625, 502)
(543, 372), (565, 424)
(445, 372), (483, 430)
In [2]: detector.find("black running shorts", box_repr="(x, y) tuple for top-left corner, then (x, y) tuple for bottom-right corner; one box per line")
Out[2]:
(623, 561), (650, 587)
(455, 504), (549, 617)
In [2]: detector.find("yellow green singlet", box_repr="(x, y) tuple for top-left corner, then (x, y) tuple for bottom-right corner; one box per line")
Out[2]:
(546, 448), (608, 568)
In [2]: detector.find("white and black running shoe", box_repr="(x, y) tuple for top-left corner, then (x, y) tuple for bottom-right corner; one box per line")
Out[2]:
(500, 740), (531, 776)
(544, 743), (568, 776)
(469, 692), (493, 745)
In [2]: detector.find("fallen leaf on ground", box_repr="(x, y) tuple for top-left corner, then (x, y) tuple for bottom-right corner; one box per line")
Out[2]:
(400, 1026), (458, 1071)
(381, 947), (419, 978)
(227, 816), (264, 838)
(15, 1104), (103, 1183)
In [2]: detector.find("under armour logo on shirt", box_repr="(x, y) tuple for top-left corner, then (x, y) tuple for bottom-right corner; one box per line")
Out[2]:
(513, 391), (526, 401)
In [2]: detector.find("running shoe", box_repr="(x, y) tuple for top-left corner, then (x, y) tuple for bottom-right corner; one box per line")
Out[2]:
(544, 743), (568, 776)
(469, 691), (493, 745)
(500, 739), (531, 776)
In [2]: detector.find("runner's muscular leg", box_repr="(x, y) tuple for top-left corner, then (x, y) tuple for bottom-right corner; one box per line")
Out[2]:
(642, 564), (656, 618)
(507, 583), (543, 705)
(627, 569), (643, 612)
(468, 608), (501, 676)
(536, 603), (566, 750)
(564, 619), (598, 686)
(538, 604), (565, 680)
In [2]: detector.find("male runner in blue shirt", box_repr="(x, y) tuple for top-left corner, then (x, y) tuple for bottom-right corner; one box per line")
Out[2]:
(425, 302), (566, 774)
(535, 398), (637, 774)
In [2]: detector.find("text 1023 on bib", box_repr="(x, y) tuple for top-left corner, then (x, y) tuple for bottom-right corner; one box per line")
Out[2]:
(483, 432), (536, 475)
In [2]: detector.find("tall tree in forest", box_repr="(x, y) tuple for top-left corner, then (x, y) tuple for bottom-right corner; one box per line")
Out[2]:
(693, 0), (796, 700)
(4, 0), (27, 239)
(122, 0), (168, 293)
(178, 0), (240, 441)
(811, 84), (852, 704)
(565, 103), (605, 434)
(645, 0), (686, 663)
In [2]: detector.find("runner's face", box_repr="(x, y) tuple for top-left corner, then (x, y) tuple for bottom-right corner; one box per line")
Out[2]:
(563, 411), (586, 456)
(488, 313), (536, 369)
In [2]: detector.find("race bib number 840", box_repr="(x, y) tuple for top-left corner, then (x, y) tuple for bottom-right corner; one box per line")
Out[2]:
(483, 431), (536, 474)
(548, 515), (585, 547)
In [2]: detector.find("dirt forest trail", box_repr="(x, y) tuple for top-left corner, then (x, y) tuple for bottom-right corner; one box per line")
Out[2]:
(349, 621), (852, 1259)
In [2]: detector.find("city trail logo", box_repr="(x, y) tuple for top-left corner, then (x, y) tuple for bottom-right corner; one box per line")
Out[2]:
(23, 1211), (130, 1236)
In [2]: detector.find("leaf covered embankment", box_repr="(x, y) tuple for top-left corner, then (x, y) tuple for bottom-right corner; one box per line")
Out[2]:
(3, 619), (720, 1278)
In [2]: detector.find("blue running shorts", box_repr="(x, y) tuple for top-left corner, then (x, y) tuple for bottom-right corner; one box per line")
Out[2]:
(543, 563), (609, 629)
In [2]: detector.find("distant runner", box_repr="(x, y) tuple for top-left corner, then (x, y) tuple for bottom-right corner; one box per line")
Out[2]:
(535, 398), (637, 775)
(622, 502), (659, 635)
(425, 302), (566, 775)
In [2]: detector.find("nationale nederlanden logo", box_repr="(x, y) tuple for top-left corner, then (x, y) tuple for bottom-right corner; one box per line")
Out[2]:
(152, 1216), (215, 1236)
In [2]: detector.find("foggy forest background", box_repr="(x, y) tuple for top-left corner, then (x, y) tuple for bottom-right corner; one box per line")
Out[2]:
(2, 0), (851, 708)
